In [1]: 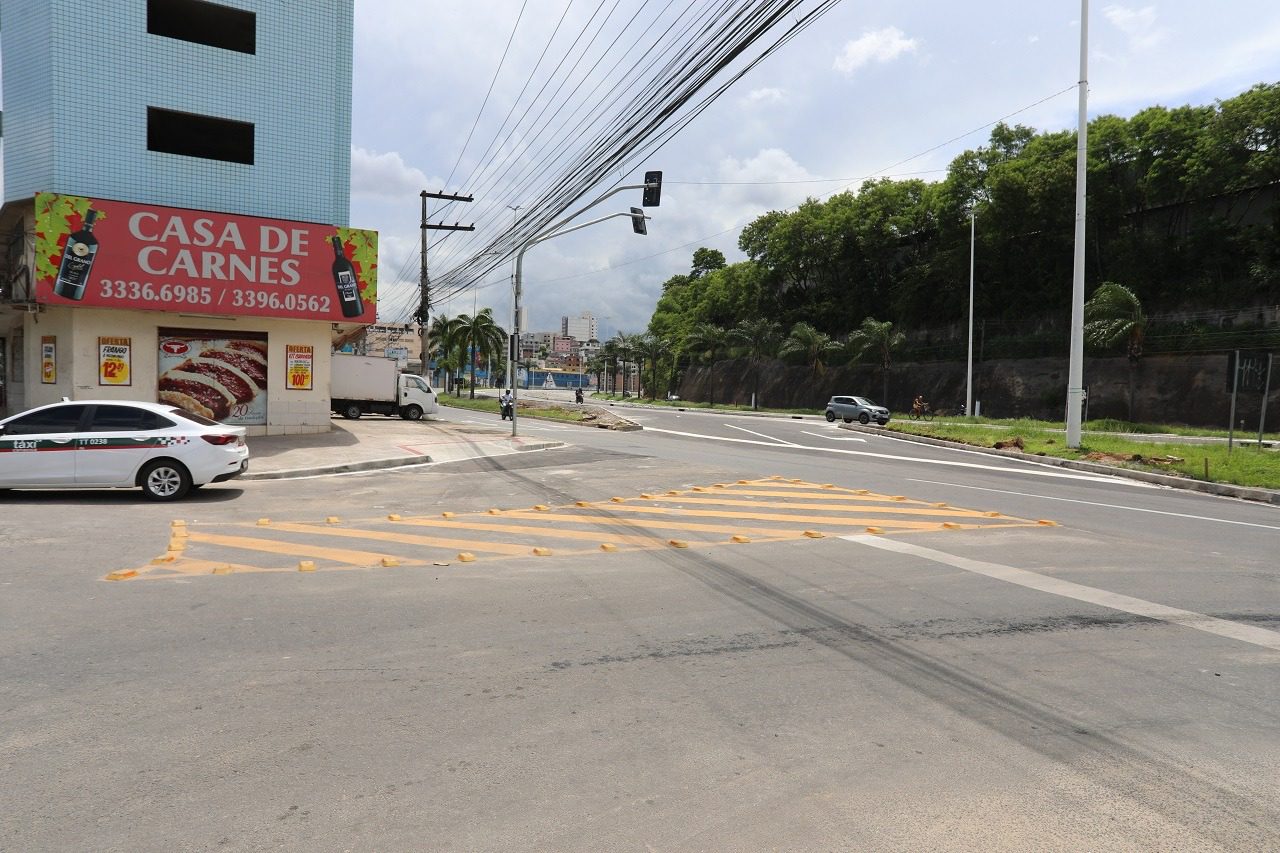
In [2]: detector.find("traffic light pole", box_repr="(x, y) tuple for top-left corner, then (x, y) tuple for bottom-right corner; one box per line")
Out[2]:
(510, 211), (648, 438)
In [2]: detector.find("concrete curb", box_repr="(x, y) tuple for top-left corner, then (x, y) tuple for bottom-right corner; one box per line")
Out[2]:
(840, 423), (1280, 506)
(242, 455), (437, 481)
(243, 440), (566, 480)
(597, 400), (819, 421)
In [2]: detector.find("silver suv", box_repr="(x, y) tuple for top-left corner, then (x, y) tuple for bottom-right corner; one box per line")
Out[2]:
(824, 395), (891, 425)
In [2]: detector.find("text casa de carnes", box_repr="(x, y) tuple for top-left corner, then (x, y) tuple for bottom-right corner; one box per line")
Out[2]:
(127, 211), (314, 286)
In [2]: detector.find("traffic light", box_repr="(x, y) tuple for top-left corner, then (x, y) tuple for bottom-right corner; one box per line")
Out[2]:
(642, 170), (662, 207)
(630, 207), (647, 235)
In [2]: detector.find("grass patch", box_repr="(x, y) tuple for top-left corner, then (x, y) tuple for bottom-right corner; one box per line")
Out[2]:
(440, 395), (588, 423)
(885, 420), (1280, 490)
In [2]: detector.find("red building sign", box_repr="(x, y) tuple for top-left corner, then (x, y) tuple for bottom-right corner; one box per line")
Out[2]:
(33, 193), (377, 323)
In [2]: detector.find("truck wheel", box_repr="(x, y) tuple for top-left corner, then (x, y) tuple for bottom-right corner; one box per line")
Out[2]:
(343, 404), (362, 420)
(400, 405), (423, 421)
(139, 459), (191, 501)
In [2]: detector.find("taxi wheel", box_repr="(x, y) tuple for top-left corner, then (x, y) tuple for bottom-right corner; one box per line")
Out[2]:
(140, 460), (192, 501)
(858, 412), (871, 424)
(825, 411), (836, 422)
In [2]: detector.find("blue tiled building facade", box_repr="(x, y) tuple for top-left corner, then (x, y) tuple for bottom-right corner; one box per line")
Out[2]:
(1, 0), (352, 225)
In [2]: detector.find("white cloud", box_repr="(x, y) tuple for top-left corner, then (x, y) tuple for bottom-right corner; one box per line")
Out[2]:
(1103, 5), (1166, 50)
(833, 27), (918, 75)
(741, 87), (786, 106)
(350, 146), (435, 199)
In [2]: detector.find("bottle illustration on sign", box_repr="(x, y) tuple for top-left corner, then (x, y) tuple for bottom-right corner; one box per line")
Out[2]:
(331, 236), (365, 318)
(53, 208), (100, 300)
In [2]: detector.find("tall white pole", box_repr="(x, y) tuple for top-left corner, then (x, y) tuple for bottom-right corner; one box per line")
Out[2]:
(1066, 0), (1089, 448)
(966, 212), (975, 418)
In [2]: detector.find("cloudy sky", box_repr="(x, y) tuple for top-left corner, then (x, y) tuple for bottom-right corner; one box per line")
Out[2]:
(351, 1), (1280, 341)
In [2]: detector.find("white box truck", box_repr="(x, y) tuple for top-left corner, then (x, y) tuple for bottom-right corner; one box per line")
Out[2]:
(330, 354), (438, 420)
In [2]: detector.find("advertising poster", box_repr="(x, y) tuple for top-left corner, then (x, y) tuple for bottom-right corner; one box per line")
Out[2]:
(40, 336), (56, 384)
(285, 344), (314, 390)
(157, 331), (269, 426)
(98, 336), (132, 386)
(33, 193), (378, 324)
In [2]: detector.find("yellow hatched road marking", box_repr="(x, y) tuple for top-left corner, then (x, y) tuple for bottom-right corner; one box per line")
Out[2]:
(263, 522), (533, 556)
(638, 495), (993, 517)
(681, 488), (928, 502)
(542, 502), (1036, 528)
(501, 510), (845, 536)
(394, 516), (759, 547)
(187, 532), (405, 566)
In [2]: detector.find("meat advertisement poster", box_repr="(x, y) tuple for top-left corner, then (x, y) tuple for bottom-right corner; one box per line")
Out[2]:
(157, 333), (269, 426)
(33, 193), (377, 324)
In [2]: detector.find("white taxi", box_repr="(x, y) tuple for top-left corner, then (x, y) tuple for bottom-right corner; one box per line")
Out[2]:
(0, 400), (249, 501)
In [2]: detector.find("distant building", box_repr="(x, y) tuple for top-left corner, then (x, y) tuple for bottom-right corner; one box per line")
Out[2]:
(551, 335), (577, 355)
(561, 311), (597, 344)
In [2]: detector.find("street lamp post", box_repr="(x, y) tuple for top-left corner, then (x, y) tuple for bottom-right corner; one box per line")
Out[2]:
(1066, 0), (1089, 448)
(511, 210), (651, 437)
(966, 212), (975, 417)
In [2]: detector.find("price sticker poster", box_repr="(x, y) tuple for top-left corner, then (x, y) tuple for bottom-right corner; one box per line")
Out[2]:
(157, 333), (268, 426)
(40, 336), (56, 384)
(99, 336), (132, 386)
(286, 345), (314, 390)
(33, 193), (378, 323)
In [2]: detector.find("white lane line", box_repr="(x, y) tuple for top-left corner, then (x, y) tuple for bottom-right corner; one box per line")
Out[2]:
(843, 534), (1280, 652)
(801, 430), (867, 443)
(641, 426), (1134, 485)
(906, 479), (1280, 531)
(724, 423), (800, 446)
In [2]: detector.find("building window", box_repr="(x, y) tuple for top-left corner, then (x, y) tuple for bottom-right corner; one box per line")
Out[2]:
(147, 0), (256, 54)
(147, 107), (255, 165)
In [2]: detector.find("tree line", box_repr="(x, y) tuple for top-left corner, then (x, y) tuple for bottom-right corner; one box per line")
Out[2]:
(636, 82), (1279, 405)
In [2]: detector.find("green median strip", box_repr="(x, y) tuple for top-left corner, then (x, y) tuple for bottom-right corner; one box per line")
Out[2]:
(883, 420), (1280, 491)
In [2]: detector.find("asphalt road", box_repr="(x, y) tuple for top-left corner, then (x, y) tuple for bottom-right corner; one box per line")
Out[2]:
(2, 403), (1278, 851)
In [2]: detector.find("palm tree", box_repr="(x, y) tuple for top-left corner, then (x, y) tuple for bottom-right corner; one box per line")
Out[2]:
(586, 353), (607, 394)
(611, 332), (639, 396)
(846, 318), (905, 404)
(429, 314), (463, 394)
(684, 323), (729, 406)
(1085, 281), (1146, 420)
(600, 338), (620, 394)
(779, 322), (842, 377)
(731, 318), (782, 409)
(633, 333), (668, 400)
(455, 309), (507, 399)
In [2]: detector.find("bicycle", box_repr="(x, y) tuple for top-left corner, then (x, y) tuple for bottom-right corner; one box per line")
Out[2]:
(908, 404), (934, 421)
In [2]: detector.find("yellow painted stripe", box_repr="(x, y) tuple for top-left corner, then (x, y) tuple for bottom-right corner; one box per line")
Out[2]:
(504, 507), (1017, 530)
(638, 495), (993, 517)
(394, 516), (751, 547)
(187, 531), (404, 566)
(500, 510), (829, 536)
(695, 488), (931, 503)
(263, 522), (532, 556)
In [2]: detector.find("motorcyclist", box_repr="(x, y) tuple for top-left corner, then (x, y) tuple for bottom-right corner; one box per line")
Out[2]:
(574, 387), (584, 404)
(500, 389), (513, 420)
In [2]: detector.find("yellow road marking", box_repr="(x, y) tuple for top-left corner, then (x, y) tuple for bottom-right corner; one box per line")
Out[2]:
(395, 516), (748, 547)
(500, 510), (844, 536)
(679, 488), (929, 502)
(643, 495), (994, 517)
(187, 531), (405, 566)
(263, 522), (533, 556)
(536, 503), (1034, 528)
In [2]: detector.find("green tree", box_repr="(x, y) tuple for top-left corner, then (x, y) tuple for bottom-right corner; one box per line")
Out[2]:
(428, 314), (463, 393)
(632, 333), (668, 400)
(1085, 281), (1147, 419)
(778, 322), (841, 378)
(684, 323), (730, 406)
(846, 318), (905, 403)
(455, 309), (506, 399)
(730, 318), (781, 409)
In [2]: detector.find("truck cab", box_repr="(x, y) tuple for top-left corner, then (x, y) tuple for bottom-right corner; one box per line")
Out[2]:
(395, 374), (438, 420)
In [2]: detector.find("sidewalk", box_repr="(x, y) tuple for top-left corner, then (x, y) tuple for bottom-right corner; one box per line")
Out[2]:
(241, 416), (564, 479)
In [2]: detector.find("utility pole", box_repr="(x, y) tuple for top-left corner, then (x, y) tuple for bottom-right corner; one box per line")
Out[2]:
(418, 190), (475, 384)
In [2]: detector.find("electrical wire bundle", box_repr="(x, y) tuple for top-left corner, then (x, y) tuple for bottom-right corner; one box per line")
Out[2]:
(378, 0), (843, 326)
